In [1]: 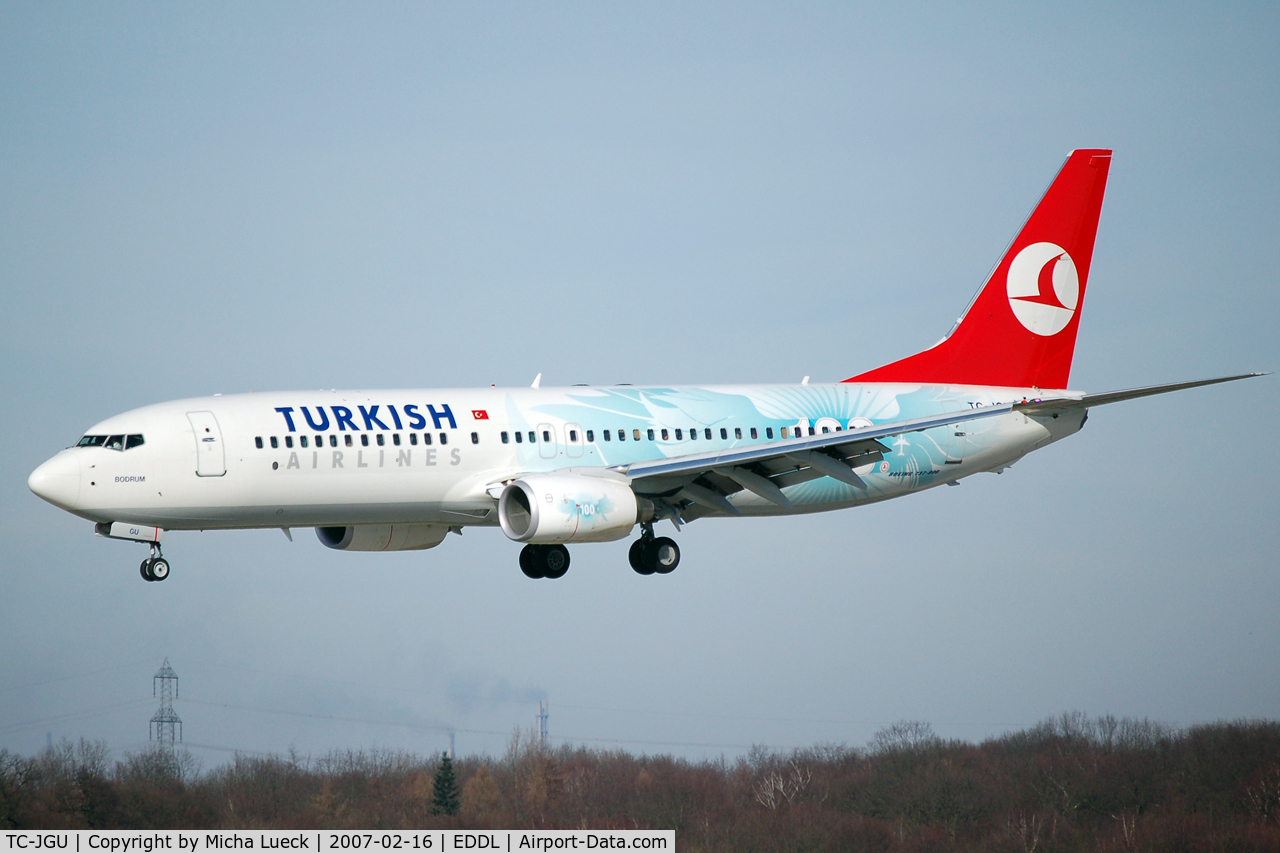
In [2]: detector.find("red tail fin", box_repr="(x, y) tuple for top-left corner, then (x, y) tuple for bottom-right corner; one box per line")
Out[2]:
(846, 149), (1111, 389)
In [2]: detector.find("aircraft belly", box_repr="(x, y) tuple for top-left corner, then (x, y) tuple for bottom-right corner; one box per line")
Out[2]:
(111, 501), (496, 530)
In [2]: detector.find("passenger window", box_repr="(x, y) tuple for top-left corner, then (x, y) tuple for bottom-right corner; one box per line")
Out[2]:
(126, 434), (145, 450)
(255, 437), (263, 449)
(542, 430), (551, 443)
(106, 435), (124, 451)
(705, 428), (712, 440)
(661, 429), (668, 441)
(471, 432), (479, 444)
(809, 426), (816, 436)
(528, 432), (535, 443)
(424, 433), (433, 445)
(586, 430), (594, 442)
(603, 430), (611, 441)
(301, 436), (309, 448)
(317, 435), (324, 447)
(440, 433), (448, 445)
(410, 433), (418, 446)
(720, 428), (728, 440)
(376, 433), (385, 446)
(270, 436), (279, 449)
(501, 431), (510, 444)
(285, 436), (293, 448)
(360, 434), (369, 447)
(766, 427), (774, 439)
(781, 427), (789, 438)
(675, 429), (683, 440)
(750, 428), (757, 439)
(637, 429), (644, 441)
(514, 431), (522, 443)
(345, 435), (353, 447)
(569, 429), (578, 442)
(822, 426), (830, 434)
(618, 429), (626, 442)
(393, 433), (401, 446)
(690, 428), (697, 440)
(734, 428), (742, 440)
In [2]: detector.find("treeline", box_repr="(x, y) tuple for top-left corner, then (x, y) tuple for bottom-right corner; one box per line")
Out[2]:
(3, 714), (1280, 851)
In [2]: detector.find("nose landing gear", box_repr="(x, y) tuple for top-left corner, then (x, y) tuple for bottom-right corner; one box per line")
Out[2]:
(629, 523), (680, 576)
(139, 543), (169, 582)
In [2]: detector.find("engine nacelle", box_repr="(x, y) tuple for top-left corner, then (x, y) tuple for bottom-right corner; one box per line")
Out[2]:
(498, 474), (643, 543)
(316, 524), (449, 552)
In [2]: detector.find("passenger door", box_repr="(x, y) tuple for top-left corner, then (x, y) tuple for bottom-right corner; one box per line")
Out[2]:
(941, 402), (967, 464)
(187, 411), (226, 476)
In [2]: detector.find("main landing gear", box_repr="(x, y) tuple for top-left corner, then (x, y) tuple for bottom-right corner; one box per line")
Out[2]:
(520, 543), (570, 579)
(629, 523), (680, 576)
(139, 543), (170, 583)
(516, 524), (681, 579)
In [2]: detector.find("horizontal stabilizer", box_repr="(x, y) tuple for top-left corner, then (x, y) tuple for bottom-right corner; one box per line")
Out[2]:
(1015, 373), (1267, 415)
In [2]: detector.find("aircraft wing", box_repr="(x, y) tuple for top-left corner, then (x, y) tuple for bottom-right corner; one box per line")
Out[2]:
(1014, 372), (1267, 416)
(617, 372), (1266, 517)
(615, 404), (1016, 514)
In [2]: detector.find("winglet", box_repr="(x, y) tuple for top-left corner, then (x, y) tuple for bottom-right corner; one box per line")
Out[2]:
(531, 373), (542, 389)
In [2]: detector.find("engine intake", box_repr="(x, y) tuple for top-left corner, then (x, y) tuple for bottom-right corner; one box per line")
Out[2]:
(498, 474), (645, 543)
(316, 524), (448, 552)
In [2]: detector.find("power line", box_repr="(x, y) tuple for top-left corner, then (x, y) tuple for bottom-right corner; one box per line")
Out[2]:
(0, 662), (152, 696)
(182, 741), (275, 757)
(180, 657), (1036, 731)
(0, 700), (153, 735)
(182, 698), (502, 738)
(181, 697), (809, 752)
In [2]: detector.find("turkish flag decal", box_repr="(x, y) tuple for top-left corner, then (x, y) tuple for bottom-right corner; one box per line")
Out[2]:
(471, 410), (489, 420)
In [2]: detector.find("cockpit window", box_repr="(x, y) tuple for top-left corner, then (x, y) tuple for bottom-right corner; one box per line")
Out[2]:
(105, 435), (125, 451)
(77, 435), (108, 447)
(126, 434), (145, 450)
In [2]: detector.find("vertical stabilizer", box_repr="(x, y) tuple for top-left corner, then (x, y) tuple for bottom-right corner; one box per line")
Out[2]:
(846, 149), (1111, 389)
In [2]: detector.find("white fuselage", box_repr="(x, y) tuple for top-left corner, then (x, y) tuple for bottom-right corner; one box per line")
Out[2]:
(30, 383), (1084, 533)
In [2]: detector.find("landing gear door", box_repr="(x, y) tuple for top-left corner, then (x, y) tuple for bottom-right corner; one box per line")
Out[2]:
(187, 411), (226, 476)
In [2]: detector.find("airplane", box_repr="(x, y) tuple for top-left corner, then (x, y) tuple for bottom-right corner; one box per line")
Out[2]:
(28, 149), (1264, 583)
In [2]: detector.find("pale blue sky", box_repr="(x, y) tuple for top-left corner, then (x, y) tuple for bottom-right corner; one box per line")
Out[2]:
(2, 2), (1277, 764)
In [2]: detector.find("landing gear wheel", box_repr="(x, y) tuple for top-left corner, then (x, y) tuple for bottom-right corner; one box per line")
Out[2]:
(149, 558), (170, 581)
(649, 537), (680, 574)
(520, 544), (544, 579)
(543, 544), (570, 579)
(140, 559), (155, 582)
(629, 540), (655, 575)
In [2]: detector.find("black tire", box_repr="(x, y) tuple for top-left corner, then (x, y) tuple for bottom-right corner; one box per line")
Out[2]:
(520, 545), (544, 579)
(543, 544), (570, 579)
(630, 539), (655, 575)
(150, 558), (170, 581)
(650, 537), (680, 574)
(140, 559), (155, 582)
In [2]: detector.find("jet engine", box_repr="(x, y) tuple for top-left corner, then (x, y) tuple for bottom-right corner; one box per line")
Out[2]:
(498, 474), (648, 543)
(316, 524), (449, 551)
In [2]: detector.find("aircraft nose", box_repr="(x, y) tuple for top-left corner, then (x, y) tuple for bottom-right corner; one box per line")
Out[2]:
(29, 451), (81, 510)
